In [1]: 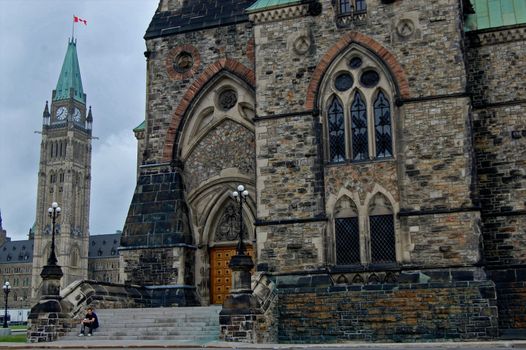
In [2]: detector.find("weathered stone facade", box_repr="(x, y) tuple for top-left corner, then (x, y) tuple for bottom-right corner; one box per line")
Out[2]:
(466, 23), (526, 334)
(117, 0), (526, 343)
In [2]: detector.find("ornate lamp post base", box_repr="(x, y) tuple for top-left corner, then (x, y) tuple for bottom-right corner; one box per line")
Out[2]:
(40, 264), (64, 299)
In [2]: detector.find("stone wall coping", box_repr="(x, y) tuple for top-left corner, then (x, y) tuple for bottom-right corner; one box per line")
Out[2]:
(277, 280), (496, 295)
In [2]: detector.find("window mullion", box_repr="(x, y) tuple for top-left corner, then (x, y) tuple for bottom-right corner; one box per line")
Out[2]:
(367, 93), (375, 160)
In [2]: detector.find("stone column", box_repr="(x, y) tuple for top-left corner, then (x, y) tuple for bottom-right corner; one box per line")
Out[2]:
(220, 254), (262, 343)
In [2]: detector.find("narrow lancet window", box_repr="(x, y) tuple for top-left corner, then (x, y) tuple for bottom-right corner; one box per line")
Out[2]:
(374, 91), (393, 158)
(351, 92), (368, 161)
(328, 97), (346, 163)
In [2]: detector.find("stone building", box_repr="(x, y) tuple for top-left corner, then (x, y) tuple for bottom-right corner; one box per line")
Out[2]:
(87, 233), (121, 283)
(119, 0), (526, 341)
(0, 240), (33, 309)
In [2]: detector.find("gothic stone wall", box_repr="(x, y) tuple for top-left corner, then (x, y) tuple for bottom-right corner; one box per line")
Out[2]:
(277, 281), (498, 342)
(144, 23), (254, 163)
(253, 0), (478, 272)
(467, 26), (526, 331)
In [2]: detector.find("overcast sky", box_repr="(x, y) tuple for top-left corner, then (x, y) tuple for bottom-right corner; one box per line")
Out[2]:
(0, 0), (159, 240)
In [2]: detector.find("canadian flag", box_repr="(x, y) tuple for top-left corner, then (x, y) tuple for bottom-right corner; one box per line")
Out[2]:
(74, 16), (87, 25)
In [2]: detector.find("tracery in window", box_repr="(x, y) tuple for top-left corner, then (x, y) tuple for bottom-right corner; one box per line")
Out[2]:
(321, 47), (396, 164)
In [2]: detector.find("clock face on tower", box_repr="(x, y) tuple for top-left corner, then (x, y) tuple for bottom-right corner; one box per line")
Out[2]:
(56, 106), (68, 121)
(73, 108), (82, 122)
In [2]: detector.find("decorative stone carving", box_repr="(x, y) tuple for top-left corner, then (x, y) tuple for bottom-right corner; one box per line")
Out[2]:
(218, 89), (238, 111)
(173, 51), (194, 73)
(293, 35), (311, 55)
(214, 203), (246, 242)
(249, 4), (310, 24)
(165, 44), (201, 80)
(391, 11), (422, 43)
(396, 19), (415, 38)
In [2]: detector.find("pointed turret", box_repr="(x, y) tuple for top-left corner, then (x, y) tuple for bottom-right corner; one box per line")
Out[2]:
(86, 106), (93, 130)
(42, 101), (50, 125)
(53, 39), (86, 104)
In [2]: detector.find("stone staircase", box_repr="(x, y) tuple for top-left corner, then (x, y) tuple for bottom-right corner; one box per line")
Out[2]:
(62, 306), (222, 342)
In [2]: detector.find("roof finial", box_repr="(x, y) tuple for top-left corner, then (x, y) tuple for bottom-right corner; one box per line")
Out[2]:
(0, 208), (3, 230)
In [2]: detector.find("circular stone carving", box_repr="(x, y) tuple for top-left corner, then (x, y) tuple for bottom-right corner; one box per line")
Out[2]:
(396, 19), (415, 37)
(218, 89), (238, 110)
(334, 73), (354, 91)
(173, 51), (194, 73)
(360, 70), (380, 88)
(349, 56), (363, 69)
(293, 35), (311, 55)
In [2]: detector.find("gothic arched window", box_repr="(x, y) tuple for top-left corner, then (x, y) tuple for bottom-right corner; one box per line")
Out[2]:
(322, 48), (395, 164)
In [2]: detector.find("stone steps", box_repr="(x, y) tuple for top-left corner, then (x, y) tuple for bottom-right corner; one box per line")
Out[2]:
(63, 306), (221, 342)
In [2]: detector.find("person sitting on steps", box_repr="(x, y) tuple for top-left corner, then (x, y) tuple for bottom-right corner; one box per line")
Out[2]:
(79, 307), (99, 337)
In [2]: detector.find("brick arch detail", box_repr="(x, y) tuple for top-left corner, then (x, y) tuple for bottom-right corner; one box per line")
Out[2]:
(162, 58), (256, 162)
(306, 32), (410, 110)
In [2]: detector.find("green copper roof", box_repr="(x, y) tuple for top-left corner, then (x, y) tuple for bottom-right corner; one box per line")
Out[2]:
(465, 0), (526, 31)
(246, 0), (302, 13)
(53, 40), (85, 103)
(133, 120), (145, 132)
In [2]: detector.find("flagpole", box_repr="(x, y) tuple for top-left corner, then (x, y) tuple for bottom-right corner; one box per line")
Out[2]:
(72, 15), (75, 40)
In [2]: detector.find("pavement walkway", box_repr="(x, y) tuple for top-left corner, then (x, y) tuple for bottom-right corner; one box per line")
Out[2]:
(1, 340), (526, 349)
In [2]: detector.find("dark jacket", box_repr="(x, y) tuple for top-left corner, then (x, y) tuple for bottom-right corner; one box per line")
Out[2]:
(85, 312), (99, 329)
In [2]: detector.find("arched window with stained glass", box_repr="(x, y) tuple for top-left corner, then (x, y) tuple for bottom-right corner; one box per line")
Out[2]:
(321, 46), (396, 165)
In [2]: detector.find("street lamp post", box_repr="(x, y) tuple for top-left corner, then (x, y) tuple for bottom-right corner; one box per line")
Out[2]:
(47, 202), (61, 266)
(2, 281), (10, 328)
(39, 202), (63, 298)
(232, 185), (249, 256)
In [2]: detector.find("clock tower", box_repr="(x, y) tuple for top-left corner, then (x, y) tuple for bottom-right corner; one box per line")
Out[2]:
(31, 39), (93, 299)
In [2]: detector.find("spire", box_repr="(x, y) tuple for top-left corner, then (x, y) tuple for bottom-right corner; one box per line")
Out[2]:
(87, 106), (93, 122)
(53, 39), (86, 104)
(42, 101), (50, 126)
(42, 101), (50, 118)
(86, 106), (93, 130)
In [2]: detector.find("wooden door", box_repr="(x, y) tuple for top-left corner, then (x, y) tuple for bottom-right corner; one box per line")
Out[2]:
(210, 246), (254, 305)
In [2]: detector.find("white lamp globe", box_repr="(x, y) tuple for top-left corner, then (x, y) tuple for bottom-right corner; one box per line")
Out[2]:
(237, 185), (244, 192)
